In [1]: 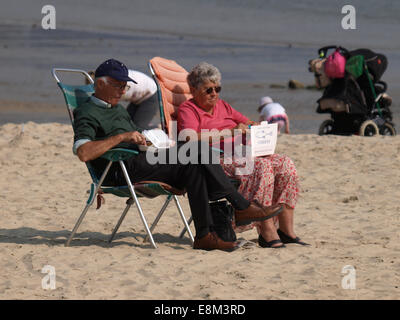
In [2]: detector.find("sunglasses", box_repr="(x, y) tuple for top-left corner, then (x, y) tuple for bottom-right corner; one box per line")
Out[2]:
(204, 86), (221, 94)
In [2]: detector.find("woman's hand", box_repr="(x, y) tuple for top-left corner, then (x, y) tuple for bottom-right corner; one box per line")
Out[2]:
(233, 121), (261, 134)
(233, 123), (249, 134)
(247, 120), (260, 126)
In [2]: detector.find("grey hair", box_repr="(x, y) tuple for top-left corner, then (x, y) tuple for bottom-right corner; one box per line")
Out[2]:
(94, 76), (108, 88)
(187, 62), (221, 89)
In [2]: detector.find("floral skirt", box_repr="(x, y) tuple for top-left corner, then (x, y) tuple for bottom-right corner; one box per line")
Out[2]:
(220, 153), (300, 233)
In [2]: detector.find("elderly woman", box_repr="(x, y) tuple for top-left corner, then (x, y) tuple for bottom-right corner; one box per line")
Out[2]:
(178, 62), (308, 248)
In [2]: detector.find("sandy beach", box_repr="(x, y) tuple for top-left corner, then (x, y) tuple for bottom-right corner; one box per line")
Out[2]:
(0, 121), (399, 300)
(1, 0), (399, 302)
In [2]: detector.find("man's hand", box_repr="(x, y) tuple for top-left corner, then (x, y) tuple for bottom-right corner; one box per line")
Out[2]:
(121, 131), (147, 145)
(77, 131), (147, 162)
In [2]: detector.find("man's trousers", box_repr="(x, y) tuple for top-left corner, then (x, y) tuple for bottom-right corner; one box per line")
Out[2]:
(111, 141), (238, 236)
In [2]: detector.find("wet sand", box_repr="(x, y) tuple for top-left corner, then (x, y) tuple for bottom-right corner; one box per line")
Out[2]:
(1, 1), (399, 133)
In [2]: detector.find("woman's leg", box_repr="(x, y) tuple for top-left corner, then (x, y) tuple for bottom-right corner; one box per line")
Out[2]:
(270, 154), (299, 208)
(248, 154), (299, 243)
(221, 156), (275, 208)
(220, 154), (299, 245)
(221, 156), (281, 245)
(277, 204), (297, 238)
(275, 203), (309, 245)
(269, 154), (299, 237)
(220, 156), (273, 234)
(256, 219), (282, 247)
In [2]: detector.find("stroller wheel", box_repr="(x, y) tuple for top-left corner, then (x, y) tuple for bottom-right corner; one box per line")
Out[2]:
(318, 119), (334, 135)
(359, 120), (379, 136)
(379, 122), (396, 136)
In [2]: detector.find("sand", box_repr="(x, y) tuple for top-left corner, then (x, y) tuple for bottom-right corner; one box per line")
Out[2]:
(0, 121), (399, 300)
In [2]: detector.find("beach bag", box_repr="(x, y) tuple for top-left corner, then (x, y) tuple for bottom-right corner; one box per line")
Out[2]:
(210, 201), (237, 242)
(324, 49), (346, 79)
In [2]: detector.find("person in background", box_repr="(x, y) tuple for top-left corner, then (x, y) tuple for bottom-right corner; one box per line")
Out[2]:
(258, 96), (290, 134)
(86, 68), (159, 129)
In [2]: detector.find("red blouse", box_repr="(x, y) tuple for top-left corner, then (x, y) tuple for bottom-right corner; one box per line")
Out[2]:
(178, 98), (249, 132)
(178, 98), (249, 151)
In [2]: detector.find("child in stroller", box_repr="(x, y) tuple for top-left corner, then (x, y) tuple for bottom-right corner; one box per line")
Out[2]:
(309, 46), (395, 136)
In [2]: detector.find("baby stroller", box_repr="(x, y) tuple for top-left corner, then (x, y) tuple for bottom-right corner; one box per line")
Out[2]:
(309, 45), (395, 136)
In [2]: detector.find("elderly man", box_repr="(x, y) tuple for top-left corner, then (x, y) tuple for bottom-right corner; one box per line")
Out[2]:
(85, 68), (159, 129)
(73, 59), (282, 252)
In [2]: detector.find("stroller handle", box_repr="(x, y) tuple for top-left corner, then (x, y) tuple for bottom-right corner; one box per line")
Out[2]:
(318, 46), (350, 58)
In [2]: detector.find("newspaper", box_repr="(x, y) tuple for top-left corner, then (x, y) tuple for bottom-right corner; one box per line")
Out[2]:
(141, 129), (175, 151)
(250, 122), (278, 158)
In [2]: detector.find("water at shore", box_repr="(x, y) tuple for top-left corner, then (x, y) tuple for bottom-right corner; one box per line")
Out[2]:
(1, 0), (399, 133)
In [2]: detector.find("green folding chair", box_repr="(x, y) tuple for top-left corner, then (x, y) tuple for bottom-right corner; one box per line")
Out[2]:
(52, 68), (194, 248)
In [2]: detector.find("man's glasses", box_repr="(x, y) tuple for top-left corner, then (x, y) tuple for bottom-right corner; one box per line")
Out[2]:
(109, 82), (130, 91)
(204, 86), (221, 94)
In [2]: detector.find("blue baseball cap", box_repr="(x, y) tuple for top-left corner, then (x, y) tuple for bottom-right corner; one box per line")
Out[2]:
(95, 59), (137, 83)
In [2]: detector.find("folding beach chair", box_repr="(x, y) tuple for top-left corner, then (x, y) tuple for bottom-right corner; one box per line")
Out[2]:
(148, 57), (241, 239)
(147, 57), (236, 241)
(147, 57), (194, 238)
(148, 57), (192, 136)
(52, 68), (194, 248)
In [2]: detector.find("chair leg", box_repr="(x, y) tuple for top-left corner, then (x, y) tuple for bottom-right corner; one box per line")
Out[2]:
(119, 160), (157, 249)
(65, 203), (92, 247)
(65, 161), (113, 247)
(108, 198), (133, 243)
(173, 196), (194, 244)
(179, 216), (193, 239)
(144, 195), (173, 243)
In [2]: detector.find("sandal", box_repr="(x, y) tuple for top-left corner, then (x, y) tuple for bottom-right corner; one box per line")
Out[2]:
(258, 234), (286, 248)
(277, 229), (310, 246)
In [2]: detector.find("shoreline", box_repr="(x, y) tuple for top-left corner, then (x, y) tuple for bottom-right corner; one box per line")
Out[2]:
(1, 97), (398, 135)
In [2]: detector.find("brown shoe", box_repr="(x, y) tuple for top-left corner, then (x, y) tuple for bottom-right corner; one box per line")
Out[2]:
(193, 232), (239, 252)
(235, 202), (283, 226)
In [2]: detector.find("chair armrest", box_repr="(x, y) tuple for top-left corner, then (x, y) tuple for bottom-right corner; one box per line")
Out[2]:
(211, 147), (224, 153)
(100, 148), (139, 162)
